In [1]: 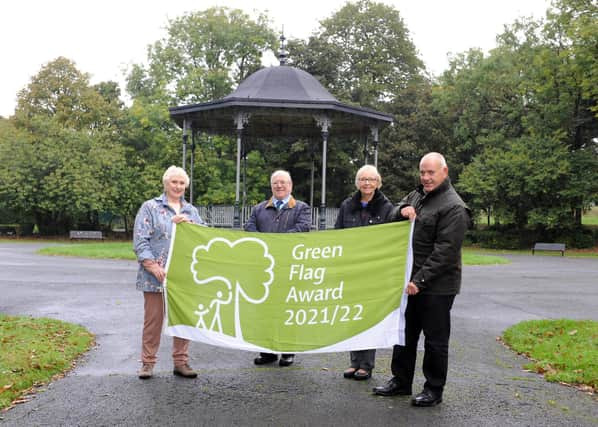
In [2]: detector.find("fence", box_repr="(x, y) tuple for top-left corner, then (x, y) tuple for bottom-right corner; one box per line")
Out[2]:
(196, 205), (339, 230)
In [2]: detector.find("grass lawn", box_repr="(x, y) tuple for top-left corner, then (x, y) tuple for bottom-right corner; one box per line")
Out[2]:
(34, 241), (598, 262)
(0, 314), (94, 411)
(582, 206), (598, 226)
(35, 241), (513, 265)
(37, 242), (135, 260)
(502, 319), (597, 393)
(463, 246), (598, 258)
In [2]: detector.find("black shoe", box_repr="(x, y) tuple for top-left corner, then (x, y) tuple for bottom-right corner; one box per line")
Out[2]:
(254, 354), (278, 365)
(372, 378), (412, 396)
(412, 389), (442, 407)
(343, 368), (357, 379)
(353, 369), (371, 380)
(279, 354), (294, 367)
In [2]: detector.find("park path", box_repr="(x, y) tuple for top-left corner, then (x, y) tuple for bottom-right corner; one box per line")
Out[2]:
(1, 242), (597, 426)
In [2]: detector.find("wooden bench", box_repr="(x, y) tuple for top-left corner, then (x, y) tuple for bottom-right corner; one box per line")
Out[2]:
(69, 230), (104, 241)
(532, 242), (565, 256)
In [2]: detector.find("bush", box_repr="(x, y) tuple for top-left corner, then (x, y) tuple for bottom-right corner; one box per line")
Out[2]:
(466, 225), (598, 249)
(466, 227), (525, 249)
(556, 227), (596, 249)
(0, 223), (35, 237)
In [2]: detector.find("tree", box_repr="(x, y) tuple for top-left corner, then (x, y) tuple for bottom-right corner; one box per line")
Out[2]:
(125, 7), (278, 205)
(3, 58), (127, 234)
(290, 0), (424, 108)
(0, 119), (30, 227)
(13, 57), (124, 133)
(445, 0), (598, 232)
(287, 0), (430, 203)
(127, 7), (276, 106)
(458, 135), (572, 228)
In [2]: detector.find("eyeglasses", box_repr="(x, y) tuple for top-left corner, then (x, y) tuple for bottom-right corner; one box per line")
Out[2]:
(271, 181), (290, 186)
(358, 177), (378, 183)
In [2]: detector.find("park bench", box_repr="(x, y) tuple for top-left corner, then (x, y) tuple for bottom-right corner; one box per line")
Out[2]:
(0, 225), (17, 236)
(532, 242), (565, 256)
(69, 230), (105, 241)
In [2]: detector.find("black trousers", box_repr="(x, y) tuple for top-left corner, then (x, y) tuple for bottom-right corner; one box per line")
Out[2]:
(391, 294), (455, 394)
(259, 352), (294, 359)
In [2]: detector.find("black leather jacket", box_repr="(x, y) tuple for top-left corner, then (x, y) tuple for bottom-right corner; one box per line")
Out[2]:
(392, 178), (471, 295)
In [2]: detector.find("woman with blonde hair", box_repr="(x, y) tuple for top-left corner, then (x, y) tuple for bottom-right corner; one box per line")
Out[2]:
(133, 165), (204, 379)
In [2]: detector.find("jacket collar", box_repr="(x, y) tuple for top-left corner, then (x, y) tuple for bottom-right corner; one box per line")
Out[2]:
(349, 188), (384, 210)
(418, 177), (451, 197)
(155, 193), (188, 209)
(267, 196), (297, 209)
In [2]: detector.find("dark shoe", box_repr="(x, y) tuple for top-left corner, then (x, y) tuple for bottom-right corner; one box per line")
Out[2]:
(372, 377), (412, 396)
(254, 354), (278, 365)
(343, 367), (357, 379)
(279, 354), (294, 367)
(138, 363), (153, 379)
(412, 389), (442, 407)
(353, 369), (371, 381)
(173, 364), (198, 378)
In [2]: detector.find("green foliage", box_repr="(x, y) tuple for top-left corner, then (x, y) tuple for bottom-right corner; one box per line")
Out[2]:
(288, 0), (430, 203)
(0, 314), (94, 410)
(458, 135), (573, 229)
(562, 227), (598, 248)
(181, 133), (271, 205)
(13, 57), (125, 132)
(2, 1), (596, 242)
(0, 58), (129, 234)
(292, 0), (424, 108)
(124, 7), (278, 206)
(127, 7), (277, 106)
(433, 48), (528, 176)
(467, 224), (597, 249)
(502, 319), (597, 391)
(379, 82), (441, 200)
(438, 0), (598, 232)
(466, 227), (525, 249)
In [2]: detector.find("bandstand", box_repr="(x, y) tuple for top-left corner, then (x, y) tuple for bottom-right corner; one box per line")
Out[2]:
(169, 37), (393, 229)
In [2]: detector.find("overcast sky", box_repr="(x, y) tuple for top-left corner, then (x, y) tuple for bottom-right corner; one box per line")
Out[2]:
(1, 0), (550, 117)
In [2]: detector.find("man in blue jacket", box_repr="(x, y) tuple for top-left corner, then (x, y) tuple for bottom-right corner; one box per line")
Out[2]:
(373, 152), (471, 406)
(245, 169), (311, 366)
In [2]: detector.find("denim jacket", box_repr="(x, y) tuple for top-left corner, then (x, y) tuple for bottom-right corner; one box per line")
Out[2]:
(133, 193), (204, 292)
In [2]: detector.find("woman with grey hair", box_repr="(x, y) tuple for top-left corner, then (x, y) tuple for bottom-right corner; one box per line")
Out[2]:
(133, 165), (204, 380)
(334, 164), (393, 380)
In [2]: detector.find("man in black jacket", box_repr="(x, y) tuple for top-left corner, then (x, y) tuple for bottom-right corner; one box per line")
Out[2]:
(373, 152), (471, 407)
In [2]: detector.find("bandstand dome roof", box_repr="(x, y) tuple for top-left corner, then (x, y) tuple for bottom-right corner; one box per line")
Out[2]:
(169, 65), (393, 139)
(224, 65), (337, 102)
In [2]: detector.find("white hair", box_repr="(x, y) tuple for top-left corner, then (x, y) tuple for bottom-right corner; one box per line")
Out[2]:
(420, 152), (447, 168)
(354, 164), (382, 189)
(270, 170), (292, 184)
(162, 165), (190, 187)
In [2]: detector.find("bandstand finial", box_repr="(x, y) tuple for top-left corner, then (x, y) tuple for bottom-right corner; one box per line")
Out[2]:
(278, 27), (288, 66)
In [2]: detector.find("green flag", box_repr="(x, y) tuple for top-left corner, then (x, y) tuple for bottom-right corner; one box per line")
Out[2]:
(164, 221), (412, 353)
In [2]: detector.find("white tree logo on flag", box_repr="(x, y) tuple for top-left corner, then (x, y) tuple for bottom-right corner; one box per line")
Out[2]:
(190, 237), (274, 339)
